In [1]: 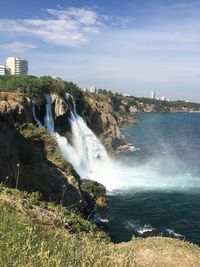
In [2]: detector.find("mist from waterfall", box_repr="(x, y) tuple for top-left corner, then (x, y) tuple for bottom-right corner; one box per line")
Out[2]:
(32, 93), (200, 191)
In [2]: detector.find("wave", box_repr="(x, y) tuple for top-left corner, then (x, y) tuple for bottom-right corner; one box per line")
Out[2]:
(125, 220), (184, 239)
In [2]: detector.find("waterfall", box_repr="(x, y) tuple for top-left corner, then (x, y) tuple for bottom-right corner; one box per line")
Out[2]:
(56, 93), (109, 179)
(65, 93), (77, 115)
(44, 93), (54, 133)
(38, 92), (111, 182)
(32, 98), (43, 128)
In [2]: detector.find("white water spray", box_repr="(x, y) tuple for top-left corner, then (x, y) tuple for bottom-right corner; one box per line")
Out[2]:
(32, 98), (43, 128)
(56, 93), (109, 180)
(33, 93), (200, 191)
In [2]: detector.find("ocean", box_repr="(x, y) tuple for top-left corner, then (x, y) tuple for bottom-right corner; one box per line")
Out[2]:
(99, 113), (200, 244)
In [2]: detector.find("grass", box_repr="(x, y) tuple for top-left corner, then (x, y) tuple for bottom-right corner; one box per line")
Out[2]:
(0, 184), (200, 266)
(0, 183), (108, 240)
(0, 209), (100, 267)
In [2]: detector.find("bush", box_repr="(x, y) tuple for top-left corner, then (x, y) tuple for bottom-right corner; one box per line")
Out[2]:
(81, 179), (106, 199)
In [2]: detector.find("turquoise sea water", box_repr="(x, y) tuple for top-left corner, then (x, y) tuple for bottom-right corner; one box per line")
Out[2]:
(99, 113), (200, 244)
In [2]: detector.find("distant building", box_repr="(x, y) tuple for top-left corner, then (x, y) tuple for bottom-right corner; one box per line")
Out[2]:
(82, 86), (97, 93)
(89, 86), (97, 93)
(0, 64), (7, 75)
(51, 76), (62, 80)
(150, 91), (155, 99)
(6, 57), (28, 75)
(160, 96), (166, 101)
(123, 93), (131, 97)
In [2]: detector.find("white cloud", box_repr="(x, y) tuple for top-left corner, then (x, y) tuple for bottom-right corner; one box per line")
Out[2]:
(0, 7), (105, 47)
(46, 7), (98, 25)
(0, 41), (37, 52)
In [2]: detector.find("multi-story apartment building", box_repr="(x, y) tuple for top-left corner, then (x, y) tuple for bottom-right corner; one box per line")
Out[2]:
(6, 57), (28, 75)
(150, 90), (155, 99)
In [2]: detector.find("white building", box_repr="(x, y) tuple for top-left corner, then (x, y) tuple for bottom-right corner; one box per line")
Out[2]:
(6, 57), (28, 75)
(123, 93), (131, 97)
(0, 65), (6, 75)
(160, 96), (166, 101)
(150, 91), (155, 99)
(89, 86), (96, 93)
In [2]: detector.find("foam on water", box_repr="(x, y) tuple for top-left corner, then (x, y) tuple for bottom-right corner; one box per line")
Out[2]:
(124, 220), (183, 238)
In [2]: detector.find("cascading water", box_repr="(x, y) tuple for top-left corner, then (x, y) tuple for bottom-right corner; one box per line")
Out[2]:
(56, 93), (110, 180)
(32, 98), (43, 128)
(40, 93), (113, 184)
(44, 93), (55, 133)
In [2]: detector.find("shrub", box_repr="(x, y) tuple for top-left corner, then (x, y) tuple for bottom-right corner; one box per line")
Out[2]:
(81, 179), (106, 199)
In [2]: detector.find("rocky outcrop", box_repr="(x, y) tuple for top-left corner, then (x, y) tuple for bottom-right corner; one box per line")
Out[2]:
(51, 93), (68, 117)
(129, 103), (156, 113)
(85, 97), (127, 150)
(0, 92), (33, 124)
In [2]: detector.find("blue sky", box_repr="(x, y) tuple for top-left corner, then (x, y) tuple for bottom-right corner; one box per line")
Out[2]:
(0, 0), (200, 101)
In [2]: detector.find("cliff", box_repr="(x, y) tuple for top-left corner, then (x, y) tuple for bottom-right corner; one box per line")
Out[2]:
(128, 99), (200, 113)
(85, 97), (127, 150)
(0, 92), (95, 213)
(91, 89), (200, 113)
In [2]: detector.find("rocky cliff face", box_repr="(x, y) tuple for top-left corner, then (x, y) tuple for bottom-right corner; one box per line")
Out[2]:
(129, 101), (200, 113)
(85, 97), (127, 150)
(0, 92), (33, 123)
(129, 103), (156, 113)
(51, 93), (69, 117)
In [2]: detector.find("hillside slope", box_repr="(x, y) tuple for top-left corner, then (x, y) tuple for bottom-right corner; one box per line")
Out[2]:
(0, 185), (200, 267)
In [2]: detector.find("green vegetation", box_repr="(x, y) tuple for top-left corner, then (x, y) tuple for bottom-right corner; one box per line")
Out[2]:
(0, 75), (63, 98)
(0, 183), (107, 239)
(81, 179), (106, 199)
(0, 184), (200, 266)
(0, 75), (89, 117)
